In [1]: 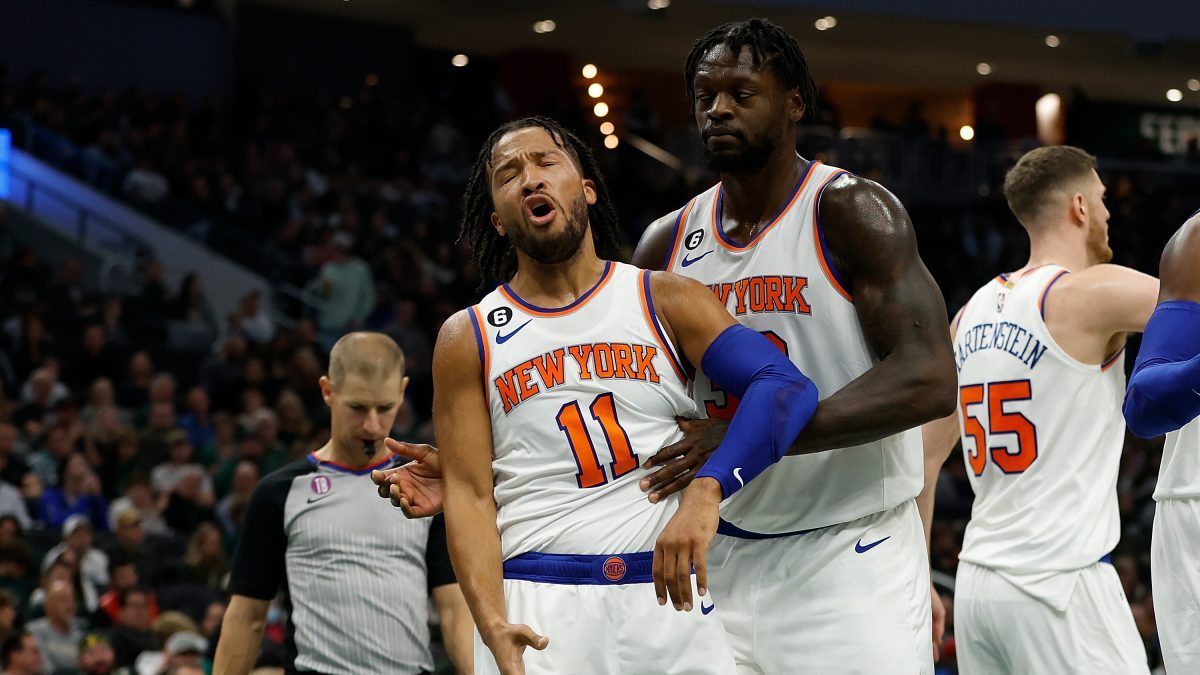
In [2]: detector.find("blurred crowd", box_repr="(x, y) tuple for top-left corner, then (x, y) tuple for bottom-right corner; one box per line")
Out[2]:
(1, 58), (1197, 674)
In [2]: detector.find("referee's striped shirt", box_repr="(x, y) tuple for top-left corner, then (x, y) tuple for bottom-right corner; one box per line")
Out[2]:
(228, 453), (455, 675)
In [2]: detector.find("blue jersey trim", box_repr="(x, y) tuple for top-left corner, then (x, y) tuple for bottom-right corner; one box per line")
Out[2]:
(503, 551), (657, 585)
(715, 518), (821, 540)
(640, 270), (687, 380)
(1039, 269), (1069, 320)
(501, 260), (613, 315)
(814, 170), (852, 294)
(712, 161), (815, 250)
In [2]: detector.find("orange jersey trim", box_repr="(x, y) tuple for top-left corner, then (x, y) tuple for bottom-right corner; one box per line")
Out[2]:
(638, 270), (687, 385)
(468, 305), (491, 406)
(662, 198), (697, 270)
(812, 170), (853, 302)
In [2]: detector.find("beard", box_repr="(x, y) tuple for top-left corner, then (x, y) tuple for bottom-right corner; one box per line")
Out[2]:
(1086, 219), (1113, 264)
(703, 130), (778, 173)
(506, 193), (591, 265)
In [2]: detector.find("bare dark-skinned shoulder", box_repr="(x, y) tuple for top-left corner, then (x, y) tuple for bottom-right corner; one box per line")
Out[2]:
(817, 174), (917, 282)
(1159, 212), (1200, 303)
(631, 208), (685, 271)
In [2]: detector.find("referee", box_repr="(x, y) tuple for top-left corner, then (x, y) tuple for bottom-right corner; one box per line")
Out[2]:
(214, 332), (472, 675)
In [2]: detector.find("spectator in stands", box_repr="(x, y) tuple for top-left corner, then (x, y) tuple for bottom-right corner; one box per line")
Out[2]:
(137, 405), (178, 476)
(97, 432), (140, 505)
(175, 523), (227, 591)
(29, 557), (98, 621)
(27, 579), (83, 674)
(0, 249), (48, 317)
(0, 465), (31, 530)
(149, 435), (210, 499)
(215, 463), (256, 538)
(66, 325), (125, 394)
(175, 389), (213, 462)
(161, 472), (215, 537)
(122, 157), (169, 204)
(0, 423), (29, 489)
(0, 590), (18, 646)
(272, 391), (311, 454)
(41, 515), (108, 597)
(0, 542), (34, 595)
(198, 601), (224, 652)
(13, 369), (62, 439)
(81, 379), (125, 430)
(103, 509), (159, 590)
(171, 275), (217, 341)
(0, 631), (43, 675)
(38, 455), (108, 531)
(307, 231), (373, 344)
(107, 589), (157, 670)
(231, 292), (274, 346)
(116, 353), (154, 411)
(27, 427), (72, 490)
(94, 553), (159, 632)
(45, 259), (90, 333)
(77, 633), (118, 675)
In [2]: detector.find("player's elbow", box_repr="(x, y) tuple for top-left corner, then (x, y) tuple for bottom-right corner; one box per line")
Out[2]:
(908, 357), (959, 420)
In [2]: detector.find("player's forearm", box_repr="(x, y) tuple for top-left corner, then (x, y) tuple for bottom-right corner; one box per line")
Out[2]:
(213, 596), (268, 675)
(786, 352), (957, 456)
(445, 491), (508, 638)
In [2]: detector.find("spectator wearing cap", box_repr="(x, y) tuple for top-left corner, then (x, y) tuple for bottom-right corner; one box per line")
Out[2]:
(78, 632), (124, 675)
(41, 515), (108, 597)
(38, 455), (107, 531)
(107, 588), (156, 670)
(136, 630), (206, 675)
(0, 631), (43, 675)
(26, 579), (83, 674)
(306, 231), (374, 344)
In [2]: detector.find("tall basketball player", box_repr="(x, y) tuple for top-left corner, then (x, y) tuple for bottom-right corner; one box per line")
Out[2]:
(1123, 209), (1200, 673)
(922, 146), (1157, 673)
(437, 117), (818, 675)
(632, 19), (956, 673)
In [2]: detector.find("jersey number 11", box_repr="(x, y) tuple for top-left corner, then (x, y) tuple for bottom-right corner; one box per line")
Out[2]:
(557, 393), (638, 488)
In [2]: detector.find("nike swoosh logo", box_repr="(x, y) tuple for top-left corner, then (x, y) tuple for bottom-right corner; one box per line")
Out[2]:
(733, 468), (744, 487)
(681, 250), (714, 267)
(700, 601), (715, 615)
(307, 495), (330, 504)
(496, 320), (532, 344)
(855, 536), (890, 554)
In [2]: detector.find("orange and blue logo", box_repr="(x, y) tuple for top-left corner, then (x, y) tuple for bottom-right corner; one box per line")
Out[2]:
(602, 556), (627, 582)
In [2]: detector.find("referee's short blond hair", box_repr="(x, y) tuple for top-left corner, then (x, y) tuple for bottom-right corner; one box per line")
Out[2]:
(327, 332), (406, 386)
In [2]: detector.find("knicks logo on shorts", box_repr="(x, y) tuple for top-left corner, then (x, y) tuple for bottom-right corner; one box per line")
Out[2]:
(603, 556), (627, 582)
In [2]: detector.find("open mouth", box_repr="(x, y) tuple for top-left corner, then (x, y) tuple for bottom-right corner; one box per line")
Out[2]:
(523, 194), (558, 226)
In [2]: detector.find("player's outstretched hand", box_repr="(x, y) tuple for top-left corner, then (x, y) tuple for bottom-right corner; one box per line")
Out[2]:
(652, 477), (722, 612)
(481, 622), (549, 675)
(931, 582), (945, 662)
(370, 440), (445, 518)
(640, 417), (729, 503)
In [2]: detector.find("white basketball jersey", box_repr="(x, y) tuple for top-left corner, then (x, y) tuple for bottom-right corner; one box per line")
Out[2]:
(471, 262), (698, 560)
(956, 265), (1126, 609)
(1155, 419), (1200, 500)
(664, 161), (922, 534)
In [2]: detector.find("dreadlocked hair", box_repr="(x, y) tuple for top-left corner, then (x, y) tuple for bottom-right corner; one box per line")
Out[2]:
(684, 18), (817, 117)
(458, 116), (622, 286)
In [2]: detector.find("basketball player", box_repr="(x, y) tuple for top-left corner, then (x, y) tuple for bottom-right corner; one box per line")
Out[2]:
(921, 146), (1157, 673)
(630, 19), (957, 673)
(1123, 210), (1200, 673)
(439, 117), (817, 675)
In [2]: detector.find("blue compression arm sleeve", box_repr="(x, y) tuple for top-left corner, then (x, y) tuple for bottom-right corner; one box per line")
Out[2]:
(694, 325), (819, 498)
(1123, 301), (1200, 438)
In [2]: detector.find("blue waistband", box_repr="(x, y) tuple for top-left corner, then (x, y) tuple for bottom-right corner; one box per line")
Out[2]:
(716, 518), (821, 540)
(1099, 553), (1112, 565)
(503, 551), (655, 585)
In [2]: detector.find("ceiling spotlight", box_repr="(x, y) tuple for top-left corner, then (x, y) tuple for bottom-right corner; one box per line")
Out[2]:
(648, 0), (670, 8)
(1167, 88), (1183, 102)
(959, 125), (975, 141)
(594, 102), (609, 118)
(1188, 79), (1200, 92)
(582, 64), (598, 79)
(600, 122), (615, 135)
(451, 54), (469, 67)
(588, 83), (604, 98)
(1044, 35), (1060, 48)
(604, 135), (620, 149)
(533, 20), (557, 34)
(815, 16), (837, 31)
(976, 62), (992, 76)
(364, 74), (379, 87)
